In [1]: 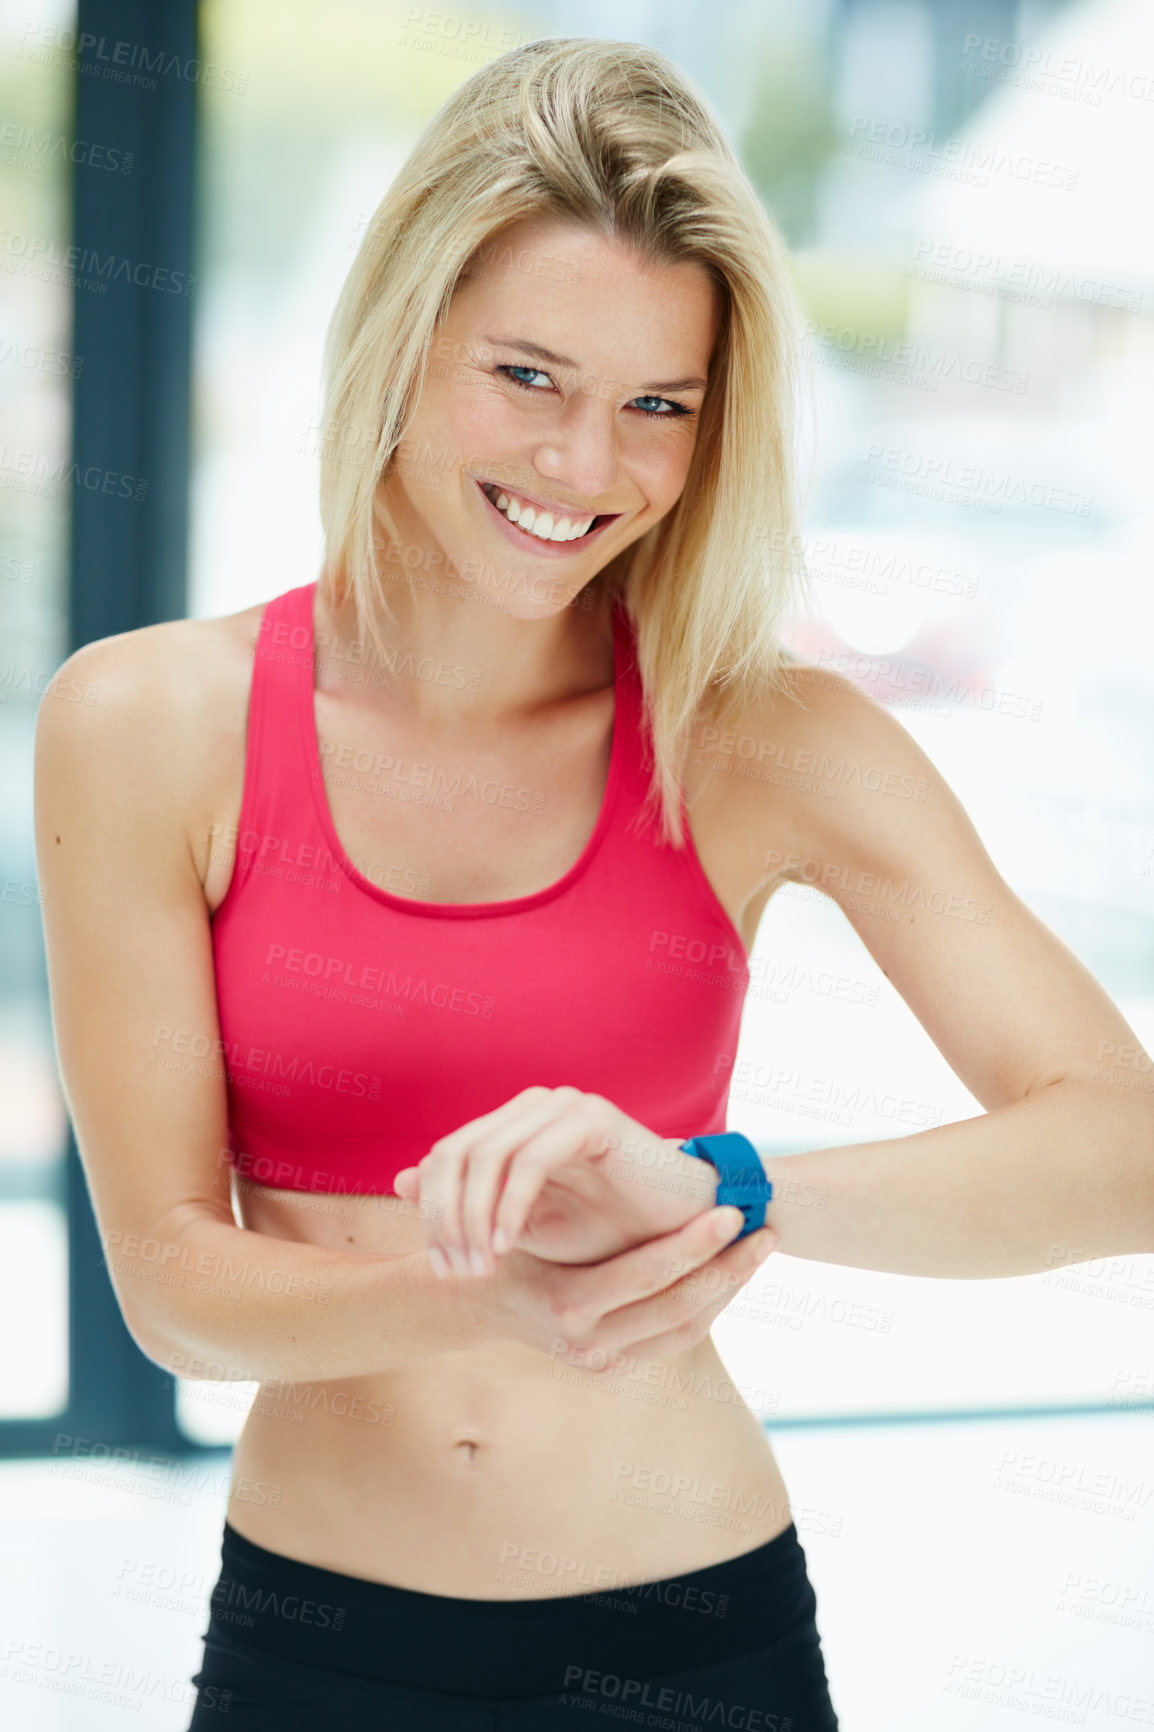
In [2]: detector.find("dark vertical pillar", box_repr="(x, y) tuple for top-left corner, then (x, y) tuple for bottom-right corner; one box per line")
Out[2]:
(66, 0), (198, 1451)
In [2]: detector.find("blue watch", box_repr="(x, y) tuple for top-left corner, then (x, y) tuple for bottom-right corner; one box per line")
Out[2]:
(680, 1132), (772, 1238)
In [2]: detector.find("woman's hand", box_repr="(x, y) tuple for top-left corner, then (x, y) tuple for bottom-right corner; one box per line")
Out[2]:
(477, 1204), (779, 1374)
(393, 1086), (719, 1276)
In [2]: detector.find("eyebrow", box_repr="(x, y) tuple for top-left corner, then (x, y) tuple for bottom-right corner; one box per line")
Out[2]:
(481, 333), (708, 394)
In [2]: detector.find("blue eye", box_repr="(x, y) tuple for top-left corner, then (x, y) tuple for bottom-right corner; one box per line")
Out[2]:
(496, 365), (694, 420)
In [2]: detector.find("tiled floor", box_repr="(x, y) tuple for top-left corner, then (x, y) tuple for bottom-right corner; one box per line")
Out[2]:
(1, 1409), (1151, 1728)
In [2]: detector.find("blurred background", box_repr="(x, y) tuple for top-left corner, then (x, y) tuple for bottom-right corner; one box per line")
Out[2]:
(2, 0), (1152, 1725)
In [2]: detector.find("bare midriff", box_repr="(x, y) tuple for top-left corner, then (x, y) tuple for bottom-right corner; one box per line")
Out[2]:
(226, 1183), (794, 1598)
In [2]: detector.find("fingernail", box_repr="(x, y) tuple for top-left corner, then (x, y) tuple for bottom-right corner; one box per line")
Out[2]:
(753, 1233), (779, 1263)
(714, 1207), (742, 1239)
(469, 1247), (487, 1276)
(448, 1246), (468, 1276)
(492, 1226), (508, 1255)
(429, 1247), (448, 1279)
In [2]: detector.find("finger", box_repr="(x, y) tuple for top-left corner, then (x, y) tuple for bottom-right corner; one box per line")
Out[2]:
(418, 1093), (543, 1271)
(630, 1226), (779, 1357)
(486, 1097), (609, 1262)
(573, 1226), (778, 1373)
(392, 1167), (443, 1236)
(416, 1145), (467, 1275)
(425, 1089), (562, 1275)
(454, 1093), (581, 1274)
(566, 1204), (746, 1314)
(458, 1090), (588, 1274)
(554, 1208), (760, 1361)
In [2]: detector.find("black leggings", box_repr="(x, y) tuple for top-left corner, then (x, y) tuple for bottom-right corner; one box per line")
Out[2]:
(187, 1519), (839, 1728)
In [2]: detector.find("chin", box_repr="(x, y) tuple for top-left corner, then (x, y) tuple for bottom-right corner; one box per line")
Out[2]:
(449, 555), (588, 619)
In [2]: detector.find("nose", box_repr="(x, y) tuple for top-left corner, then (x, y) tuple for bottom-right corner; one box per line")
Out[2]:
(531, 384), (621, 505)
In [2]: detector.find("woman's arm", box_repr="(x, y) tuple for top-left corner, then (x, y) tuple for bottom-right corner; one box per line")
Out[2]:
(32, 631), (489, 1383)
(743, 669), (1154, 1275)
(405, 669), (1154, 1278)
(756, 1077), (1154, 1277)
(558, 1073), (1154, 1279)
(670, 672), (1154, 1274)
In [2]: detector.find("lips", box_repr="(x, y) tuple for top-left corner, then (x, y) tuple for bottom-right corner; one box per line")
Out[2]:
(474, 477), (623, 556)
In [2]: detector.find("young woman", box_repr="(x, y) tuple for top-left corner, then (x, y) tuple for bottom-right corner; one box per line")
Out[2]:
(35, 36), (1153, 1732)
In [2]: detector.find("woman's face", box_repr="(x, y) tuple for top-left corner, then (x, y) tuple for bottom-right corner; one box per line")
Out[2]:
(380, 215), (721, 618)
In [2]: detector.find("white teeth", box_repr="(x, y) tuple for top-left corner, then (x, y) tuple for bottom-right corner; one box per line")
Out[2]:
(484, 483), (595, 542)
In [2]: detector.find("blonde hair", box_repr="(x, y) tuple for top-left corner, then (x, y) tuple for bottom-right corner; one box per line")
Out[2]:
(319, 35), (811, 846)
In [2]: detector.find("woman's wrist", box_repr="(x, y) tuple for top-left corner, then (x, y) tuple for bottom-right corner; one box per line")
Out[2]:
(607, 1135), (720, 1237)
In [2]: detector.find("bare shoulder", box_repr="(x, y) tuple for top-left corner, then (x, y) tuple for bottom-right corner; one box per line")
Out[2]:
(35, 600), (268, 889)
(59, 596), (264, 691)
(692, 654), (976, 901)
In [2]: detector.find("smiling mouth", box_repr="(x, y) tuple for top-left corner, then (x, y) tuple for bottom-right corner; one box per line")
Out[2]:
(478, 479), (620, 544)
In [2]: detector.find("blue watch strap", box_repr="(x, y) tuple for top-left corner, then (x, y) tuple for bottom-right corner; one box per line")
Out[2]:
(680, 1131), (772, 1238)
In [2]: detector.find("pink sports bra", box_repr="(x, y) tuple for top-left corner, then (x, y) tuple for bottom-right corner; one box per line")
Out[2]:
(211, 580), (751, 1196)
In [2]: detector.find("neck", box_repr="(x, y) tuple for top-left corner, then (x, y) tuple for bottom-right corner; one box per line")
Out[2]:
(316, 571), (615, 731)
